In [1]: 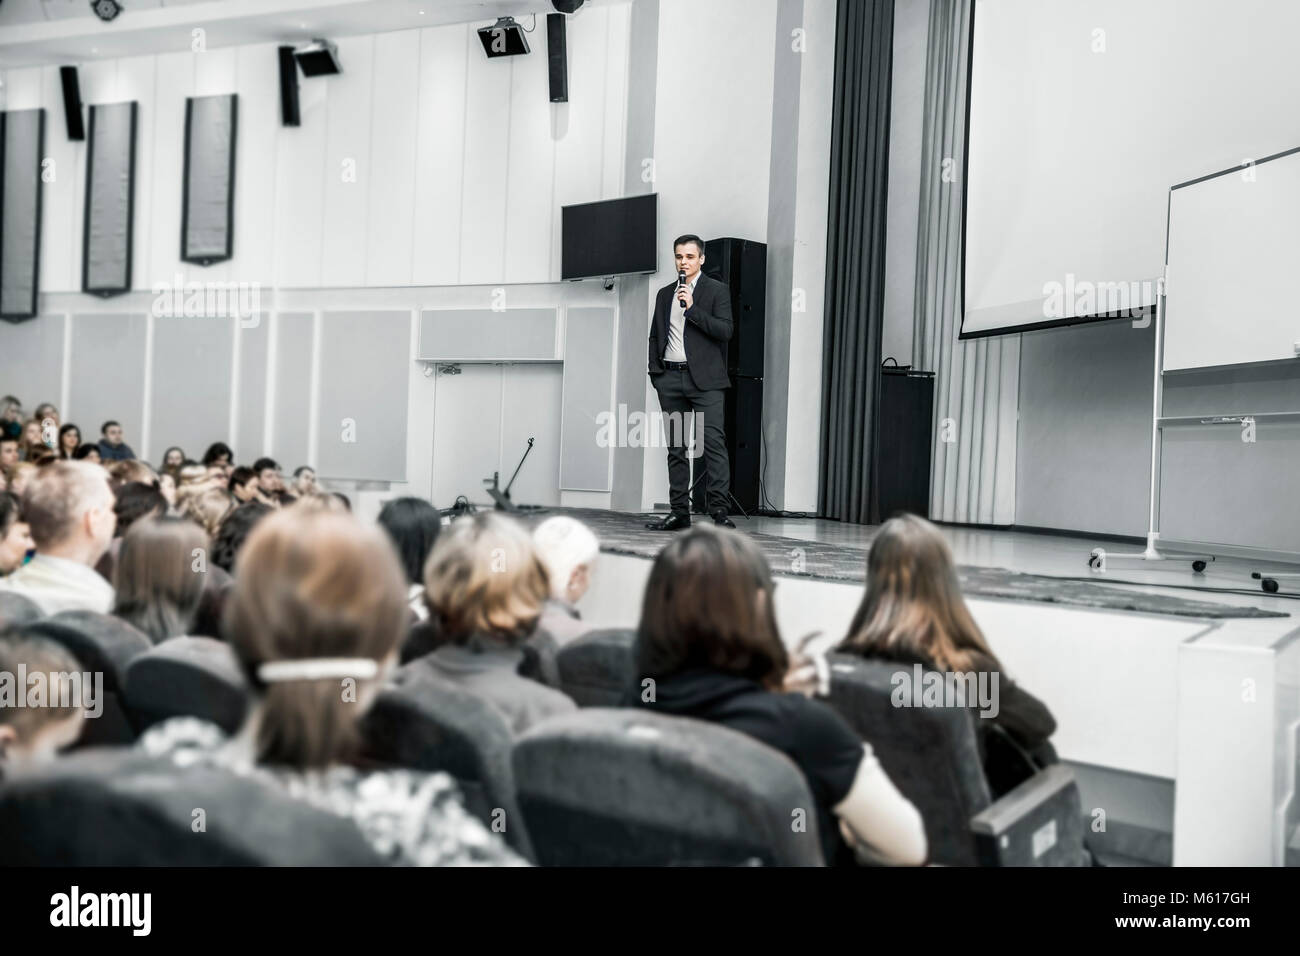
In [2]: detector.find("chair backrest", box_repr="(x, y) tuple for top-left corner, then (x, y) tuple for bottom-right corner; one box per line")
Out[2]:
(513, 708), (825, 866)
(122, 636), (251, 735)
(556, 627), (636, 706)
(824, 653), (992, 865)
(360, 662), (535, 861)
(23, 611), (153, 747)
(0, 748), (386, 865)
(0, 590), (43, 628)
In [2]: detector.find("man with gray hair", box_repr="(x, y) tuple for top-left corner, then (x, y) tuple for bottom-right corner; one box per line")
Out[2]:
(531, 515), (599, 647)
(0, 461), (117, 614)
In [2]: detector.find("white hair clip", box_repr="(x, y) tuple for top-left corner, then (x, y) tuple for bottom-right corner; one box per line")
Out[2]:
(256, 658), (380, 683)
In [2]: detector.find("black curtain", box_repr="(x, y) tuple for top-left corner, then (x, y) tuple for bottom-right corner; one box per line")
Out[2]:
(819, 0), (894, 523)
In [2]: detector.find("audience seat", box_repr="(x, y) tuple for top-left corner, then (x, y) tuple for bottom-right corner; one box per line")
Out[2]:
(122, 636), (250, 735)
(513, 708), (825, 866)
(360, 664), (535, 861)
(0, 591), (43, 628)
(0, 748), (385, 865)
(23, 611), (153, 747)
(824, 653), (1087, 866)
(555, 628), (636, 706)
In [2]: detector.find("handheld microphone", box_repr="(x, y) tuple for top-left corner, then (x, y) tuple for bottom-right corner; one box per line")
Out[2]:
(677, 269), (687, 306)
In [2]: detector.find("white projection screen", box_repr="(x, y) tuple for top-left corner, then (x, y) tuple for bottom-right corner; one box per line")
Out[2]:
(963, 0), (1300, 337)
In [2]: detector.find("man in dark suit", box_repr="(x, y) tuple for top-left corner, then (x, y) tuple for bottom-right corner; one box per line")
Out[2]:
(645, 235), (736, 530)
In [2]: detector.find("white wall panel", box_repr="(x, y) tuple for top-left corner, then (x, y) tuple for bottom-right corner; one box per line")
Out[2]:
(431, 364), (504, 506)
(233, 43), (279, 287)
(320, 35), (374, 289)
(458, 42), (512, 285)
(504, 23), (555, 283)
(275, 62), (327, 289)
(365, 31), (421, 288)
(146, 52), (192, 290)
(501, 364), (563, 506)
(601, 2), (631, 200)
(38, 65), (78, 292)
(410, 24), (468, 287)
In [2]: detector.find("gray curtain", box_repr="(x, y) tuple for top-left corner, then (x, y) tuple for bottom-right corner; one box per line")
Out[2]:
(912, 0), (1019, 524)
(819, 0), (895, 523)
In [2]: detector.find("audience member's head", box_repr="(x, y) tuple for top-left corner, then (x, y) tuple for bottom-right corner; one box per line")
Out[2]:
(252, 457), (284, 494)
(290, 492), (348, 515)
(112, 516), (209, 644)
(100, 420), (126, 447)
(0, 437), (18, 469)
(637, 525), (787, 689)
(0, 633), (86, 769)
(57, 424), (81, 460)
(424, 512), (549, 646)
(838, 514), (994, 673)
(292, 465), (318, 496)
(533, 516), (600, 605)
(180, 487), (235, 539)
(228, 466), (260, 503)
(0, 396), (22, 429)
(201, 442), (234, 469)
(72, 443), (101, 464)
(377, 497), (442, 586)
(0, 491), (34, 575)
(113, 481), (168, 538)
(21, 460), (117, 566)
(332, 492), (351, 512)
(20, 418), (43, 451)
(160, 446), (185, 471)
(6, 462), (37, 499)
(157, 471), (177, 508)
(211, 501), (273, 573)
(33, 403), (59, 429)
(106, 458), (158, 490)
(223, 509), (408, 768)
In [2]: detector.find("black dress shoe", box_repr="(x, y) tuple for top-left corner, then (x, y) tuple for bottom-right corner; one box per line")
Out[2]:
(712, 512), (737, 529)
(646, 512), (691, 531)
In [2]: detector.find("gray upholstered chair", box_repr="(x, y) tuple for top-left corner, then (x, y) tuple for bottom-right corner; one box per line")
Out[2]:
(23, 611), (153, 747)
(360, 663), (535, 861)
(824, 653), (1086, 866)
(0, 590), (43, 628)
(0, 748), (385, 865)
(555, 627), (636, 706)
(122, 636), (251, 735)
(513, 708), (825, 866)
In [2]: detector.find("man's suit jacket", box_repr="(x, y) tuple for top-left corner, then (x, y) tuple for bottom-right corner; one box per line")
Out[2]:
(647, 271), (734, 391)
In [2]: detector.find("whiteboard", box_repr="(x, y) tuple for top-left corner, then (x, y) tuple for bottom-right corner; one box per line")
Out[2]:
(1164, 148), (1300, 371)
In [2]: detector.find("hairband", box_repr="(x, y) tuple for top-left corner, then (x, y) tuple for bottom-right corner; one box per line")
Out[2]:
(256, 658), (381, 683)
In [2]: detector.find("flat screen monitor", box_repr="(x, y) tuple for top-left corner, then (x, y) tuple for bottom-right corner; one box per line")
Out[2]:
(561, 194), (657, 280)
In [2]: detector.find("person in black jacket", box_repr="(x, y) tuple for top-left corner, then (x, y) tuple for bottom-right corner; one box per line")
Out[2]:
(645, 235), (736, 531)
(837, 514), (1058, 798)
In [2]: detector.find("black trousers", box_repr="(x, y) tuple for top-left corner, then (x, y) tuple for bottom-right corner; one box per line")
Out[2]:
(651, 368), (730, 516)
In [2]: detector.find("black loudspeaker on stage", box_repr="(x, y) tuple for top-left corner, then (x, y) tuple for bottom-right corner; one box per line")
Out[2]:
(546, 14), (569, 103)
(59, 66), (85, 141)
(692, 237), (765, 515)
(278, 46), (301, 127)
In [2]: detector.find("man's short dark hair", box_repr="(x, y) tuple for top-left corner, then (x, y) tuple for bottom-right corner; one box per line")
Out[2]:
(293, 465), (314, 478)
(101, 420), (120, 435)
(0, 436), (16, 447)
(228, 466), (256, 491)
(253, 457), (279, 474)
(673, 234), (705, 256)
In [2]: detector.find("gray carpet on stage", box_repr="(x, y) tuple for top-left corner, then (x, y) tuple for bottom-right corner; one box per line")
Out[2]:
(515, 508), (1288, 621)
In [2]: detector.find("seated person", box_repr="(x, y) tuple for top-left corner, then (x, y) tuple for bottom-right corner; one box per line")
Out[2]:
(96, 420), (137, 462)
(376, 497), (442, 624)
(0, 632), (87, 780)
(0, 461), (116, 615)
(0, 491), (35, 576)
(416, 512), (577, 736)
(633, 525), (927, 866)
(113, 516), (209, 644)
(138, 508), (524, 866)
(836, 514), (1058, 798)
(531, 515), (599, 646)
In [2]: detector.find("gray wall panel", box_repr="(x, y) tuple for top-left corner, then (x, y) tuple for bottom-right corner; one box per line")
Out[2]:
(502, 364), (563, 506)
(83, 102), (137, 294)
(560, 307), (615, 491)
(0, 314), (64, 411)
(1, 109), (45, 319)
(272, 312), (314, 473)
(182, 95), (237, 264)
(419, 309), (556, 361)
(67, 314), (147, 449)
(315, 311), (409, 482)
(236, 320), (269, 462)
(149, 315), (234, 461)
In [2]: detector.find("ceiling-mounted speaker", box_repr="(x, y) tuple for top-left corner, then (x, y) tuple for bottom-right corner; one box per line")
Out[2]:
(293, 39), (342, 77)
(59, 66), (85, 141)
(278, 46), (300, 127)
(546, 14), (568, 103)
(477, 17), (530, 57)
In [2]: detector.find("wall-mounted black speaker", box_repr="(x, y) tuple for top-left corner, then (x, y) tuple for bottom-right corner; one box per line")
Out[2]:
(546, 13), (568, 103)
(278, 46), (300, 127)
(59, 66), (85, 141)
